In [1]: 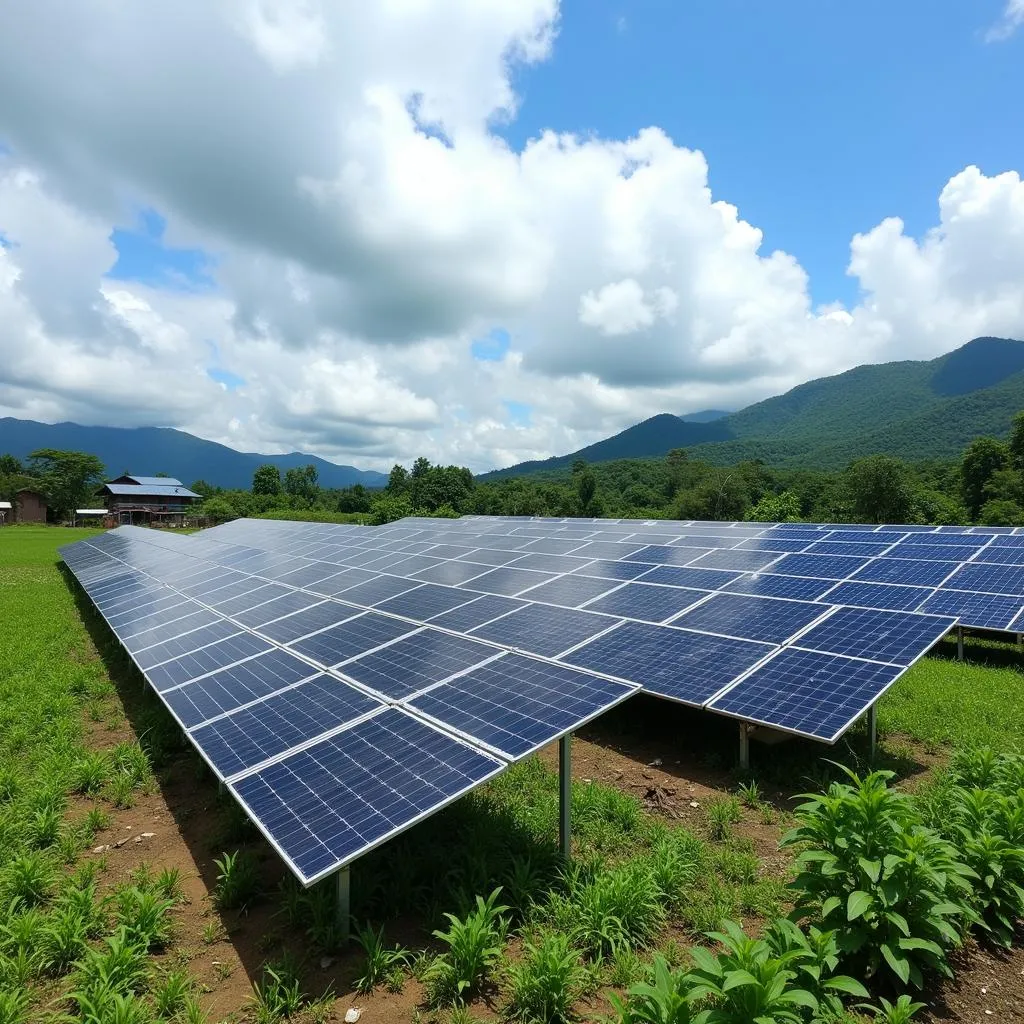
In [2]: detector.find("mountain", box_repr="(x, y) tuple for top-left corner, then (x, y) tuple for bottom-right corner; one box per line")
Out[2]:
(0, 419), (388, 490)
(483, 337), (1024, 478)
(680, 409), (731, 423)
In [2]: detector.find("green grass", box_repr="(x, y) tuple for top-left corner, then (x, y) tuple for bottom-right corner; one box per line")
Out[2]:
(879, 640), (1024, 751)
(253, 509), (370, 524)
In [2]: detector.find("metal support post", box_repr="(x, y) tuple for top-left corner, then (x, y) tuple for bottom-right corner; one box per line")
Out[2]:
(867, 704), (877, 760)
(558, 733), (572, 861)
(956, 625), (964, 661)
(336, 866), (351, 946)
(738, 723), (750, 772)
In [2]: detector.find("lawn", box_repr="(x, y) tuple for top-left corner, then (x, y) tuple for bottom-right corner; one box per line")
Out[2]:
(1, 525), (1023, 1024)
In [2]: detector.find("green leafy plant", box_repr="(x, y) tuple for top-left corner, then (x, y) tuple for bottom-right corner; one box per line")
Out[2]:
(505, 929), (590, 1024)
(425, 887), (508, 1005)
(857, 994), (927, 1023)
(736, 780), (762, 808)
(0, 988), (30, 1024)
(69, 928), (150, 1006)
(704, 797), (741, 842)
(39, 905), (89, 975)
(72, 751), (110, 795)
(248, 962), (305, 1023)
(782, 766), (974, 989)
(353, 922), (409, 994)
(609, 954), (696, 1024)
(114, 886), (174, 950)
(1, 851), (55, 906)
(213, 850), (260, 911)
(154, 866), (184, 903)
(152, 968), (195, 1018)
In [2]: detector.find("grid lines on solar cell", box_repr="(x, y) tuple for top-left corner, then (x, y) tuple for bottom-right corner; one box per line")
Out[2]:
(583, 582), (711, 623)
(819, 581), (935, 612)
(229, 708), (503, 882)
(851, 558), (958, 587)
(412, 560), (493, 586)
(373, 583), (479, 621)
(469, 603), (620, 658)
(256, 602), (362, 644)
(794, 607), (954, 666)
(289, 614), (418, 667)
(426, 594), (528, 631)
(688, 548), (783, 572)
(974, 547), (1024, 566)
(885, 543), (984, 562)
(803, 540), (894, 557)
(191, 675), (384, 779)
(147, 632), (273, 691)
(560, 621), (773, 706)
(232, 591), (324, 628)
(669, 593), (830, 644)
(945, 563), (1024, 597)
(917, 591), (1023, 630)
(510, 574), (620, 609)
(571, 559), (652, 581)
(722, 573), (836, 601)
(340, 630), (498, 700)
(162, 649), (320, 728)
(408, 656), (635, 759)
(707, 648), (902, 741)
(768, 553), (871, 579)
(134, 621), (241, 669)
(457, 566), (556, 597)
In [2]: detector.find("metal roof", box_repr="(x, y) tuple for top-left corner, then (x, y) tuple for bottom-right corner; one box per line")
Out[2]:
(103, 483), (201, 498)
(0, 501), (10, 510)
(75, 509), (108, 515)
(125, 475), (183, 486)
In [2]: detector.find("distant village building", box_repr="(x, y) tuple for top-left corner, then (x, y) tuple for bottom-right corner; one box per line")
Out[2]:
(0, 500), (10, 525)
(14, 489), (48, 523)
(100, 475), (201, 525)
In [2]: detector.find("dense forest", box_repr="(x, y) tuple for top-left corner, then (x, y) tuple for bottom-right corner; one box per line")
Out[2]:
(4, 411), (1024, 528)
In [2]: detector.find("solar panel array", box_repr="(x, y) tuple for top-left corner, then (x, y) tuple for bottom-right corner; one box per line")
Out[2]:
(60, 512), (989, 884)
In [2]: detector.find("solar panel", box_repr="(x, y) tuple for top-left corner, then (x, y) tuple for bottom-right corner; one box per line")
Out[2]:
(257, 602), (362, 644)
(736, 537), (813, 553)
(819, 581), (935, 612)
(722, 573), (837, 601)
(945, 563), (1024, 597)
(289, 613), (419, 668)
(571, 559), (655, 581)
(768, 553), (871, 580)
(509, 574), (619, 609)
(458, 566), (556, 597)
(232, 591), (324, 628)
(229, 708), (504, 883)
(340, 630), (499, 700)
(584, 582), (711, 624)
(163, 649), (320, 728)
(508, 552), (592, 574)
(146, 632), (274, 691)
(688, 549), (783, 572)
(561, 621), (773, 706)
(885, 543), (985, 562)
(669, 593), (830, 644)
(634, 564), (741, 590)
(413, 560), (492, 586)
(794, 607), (954, 666)
(134, 621), (242, 669)
(803, 540), (894, 557)
(706, 648), (903, 742)
(851, 558), (958, 587)
(917, 591), (1024, 630)
(408, 656), (636, 760)
(373, 583), (479, 621)
(470, 603), (620, 657)
(974, 546), (1024, 566)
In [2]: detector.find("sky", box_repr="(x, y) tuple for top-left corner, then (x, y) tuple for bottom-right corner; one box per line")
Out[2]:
(0, 1), (1022, 474)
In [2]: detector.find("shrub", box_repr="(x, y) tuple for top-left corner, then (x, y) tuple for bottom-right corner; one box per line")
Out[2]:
(782, 766), (974, 989)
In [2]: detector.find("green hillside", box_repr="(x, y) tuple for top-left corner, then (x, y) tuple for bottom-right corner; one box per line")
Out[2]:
(485, 336), (1024, 477)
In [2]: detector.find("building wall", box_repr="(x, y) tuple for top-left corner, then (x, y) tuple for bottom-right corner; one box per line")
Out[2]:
(15, 491), (47, 523)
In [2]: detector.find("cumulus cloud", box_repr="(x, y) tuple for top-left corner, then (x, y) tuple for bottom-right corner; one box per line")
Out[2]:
(985, 0), (1024, 42)
(0, 1), (1022, 473)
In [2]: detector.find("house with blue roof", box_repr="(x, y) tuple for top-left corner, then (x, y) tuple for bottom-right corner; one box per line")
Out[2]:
(100, 474), (202, 525)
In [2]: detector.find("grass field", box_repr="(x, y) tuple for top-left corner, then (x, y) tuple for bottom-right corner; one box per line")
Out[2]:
(2, 525), (1022, 1023)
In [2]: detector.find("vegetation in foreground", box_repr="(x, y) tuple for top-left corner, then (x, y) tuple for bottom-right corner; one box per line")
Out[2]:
(1, 526), (1023, 1024)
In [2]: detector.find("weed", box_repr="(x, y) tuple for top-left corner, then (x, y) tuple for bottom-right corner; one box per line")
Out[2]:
(73, 751), (111, 795)
(505, 928), (589, 1024)
(607, 945), (646, 987)
(858, 995), (928, 1023)
(703, 797), (741, 842)
(107, 774), (137, 809)
(385, 964), (407, 993)
(1, 851), (55, 906)
(39, 905), (90, 975)
(0, 989), (30, 1024)
(152, 967), (194, 1018)
(248, 962), (305, 1023)
(570, 861), (665, 958)
(70, 928), (150, 1003)
(609, 954), (695, 1024)
(735, 779), (762, 808)
(115, 886), (175, 950)
(353, 922), (410, 994)
(154, 866), (185, 903)
(201, 920), (225, 945)
(213, 850), (260, 911)
(180, 994), (209, 1024)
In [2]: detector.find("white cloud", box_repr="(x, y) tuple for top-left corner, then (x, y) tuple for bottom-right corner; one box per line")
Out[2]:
(0, 2), (1022, 474)
(985, 0), (1024, 42)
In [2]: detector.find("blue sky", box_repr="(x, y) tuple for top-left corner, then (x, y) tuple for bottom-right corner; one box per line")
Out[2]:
(502, 0), (1024, 307)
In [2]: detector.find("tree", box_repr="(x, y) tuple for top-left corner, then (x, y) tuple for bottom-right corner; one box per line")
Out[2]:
(1009, 411), (1024, 472)
(961, 437), (1009, 519)
(337, 484), (372, 514)
(745, 490), (802, 523)
(199, 496), (239, 522)
(844, 455), (915, 524)
(190, 479), (218, 499)
(0, 454), (23, 476)
(576, 468), (597, 516)
(369, 494), (414, 525)
(27, 448), (105, 520)
(283, 464), (319, 503)
(387, 464), (410, 495)
(978, 499), (1024, 527)
(252, 464), (282, 496)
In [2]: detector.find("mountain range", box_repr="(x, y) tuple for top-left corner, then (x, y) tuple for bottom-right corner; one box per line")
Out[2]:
(483, 336), (1024, 478)
(0, 419), (388, 490)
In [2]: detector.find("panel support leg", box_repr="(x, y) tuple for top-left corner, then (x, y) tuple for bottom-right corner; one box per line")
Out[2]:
(956, 625), (964, 661)
(558, 733), (572, 861)
(336, 866), (351, 946)
(738, 723), (750, 772)
(867, 703), (877, 761)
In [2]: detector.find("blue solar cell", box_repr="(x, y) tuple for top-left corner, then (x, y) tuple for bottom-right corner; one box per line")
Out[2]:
(134, 621), (242, 670)
(210, 584), (292, 616)
(193, 676), (383, 778)
(106, 595), (189, 628)
(571, 559), (654, 581)
(768, 553), (871, 580)
(973, 546), (1024, 566)
(274, 563), (351, 589)
(163, 649), (320, 728)
(507, 552), (592, 574)
(182, 578), (254, 603)
(796, 607), (954, 665)
(513, 574), (620, 609)
(147, 632), (273, 691)
(722, 573), (837, 601)
(427, 594), (529, 631)
(670, 593), (829, 643)
(335, 576), (422, 606)
(289, 613), (418, 668)
(257, 602), (362, 644)
(341, 630), (497, 700)
(458, 566), (556, 597)
(917, 591), (1024, 630)
(634, 565), (742, 590)
(688, 549), (783, 572)
(569, 541), (648, 560)
(232, 591), (324, 628)
(707, 648), (902, 741)
(804, 541), (894, 557)
(413, 560), (493, 586)
(470, 603), (620, 657)
(851, 558), (958, 587)
(374, 584), (478, 621)
(736, 538), (813, 553)
(409, 655), (635, 759)
(902, 532), (988, 547)
(427, 543), (478, 559)
(584, 582), (710, 624)
(885, 542), (985, 562)
(561, 621), (773, 705)
(454, 548), (526, 566)
(122, 607), (215, 647)
(312, 568), (381, 596)
(521, 537), (588, 555)
(767, 527), (830, 540)
(945, 562), (1024, 597)
(627, 544), (706, 566)
(230, 709), (502, 882)
(820, 581), (935, 612)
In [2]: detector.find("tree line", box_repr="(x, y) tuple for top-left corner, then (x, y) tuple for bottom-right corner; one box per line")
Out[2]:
(3, 410), (1023, 527)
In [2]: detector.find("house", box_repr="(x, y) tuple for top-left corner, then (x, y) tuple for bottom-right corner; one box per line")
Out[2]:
(99, 474), (202, 525)
(14, 489), (48, 523)
(0, 500), (10, 525)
